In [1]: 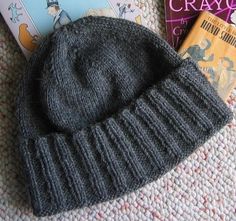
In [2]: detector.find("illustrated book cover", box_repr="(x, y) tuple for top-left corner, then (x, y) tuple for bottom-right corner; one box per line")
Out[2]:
(0, 0), (145, 59)
(179, 11), (236, 101)
(165, 0), (236, 49)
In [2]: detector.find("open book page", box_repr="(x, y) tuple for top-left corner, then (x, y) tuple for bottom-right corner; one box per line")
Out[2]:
(0, 0), (145, 59)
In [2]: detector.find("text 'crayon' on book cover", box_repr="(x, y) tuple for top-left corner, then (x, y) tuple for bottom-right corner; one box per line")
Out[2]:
(165, 0), (236, 49)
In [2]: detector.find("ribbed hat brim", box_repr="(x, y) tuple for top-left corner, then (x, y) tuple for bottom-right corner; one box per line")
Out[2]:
(19, 58), (232, 216)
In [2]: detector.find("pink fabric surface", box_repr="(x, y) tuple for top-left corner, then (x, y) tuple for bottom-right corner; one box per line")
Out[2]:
(0, 1), (235, 220)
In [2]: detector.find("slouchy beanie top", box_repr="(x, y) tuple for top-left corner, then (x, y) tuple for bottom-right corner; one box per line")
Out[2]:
(16, 16), (232, 217)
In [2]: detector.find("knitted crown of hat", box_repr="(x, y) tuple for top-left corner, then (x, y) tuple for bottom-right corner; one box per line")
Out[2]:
(16, 16), (232, 217)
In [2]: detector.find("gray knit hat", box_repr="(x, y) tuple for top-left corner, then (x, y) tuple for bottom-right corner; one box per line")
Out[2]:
(16, 16), (232, 217)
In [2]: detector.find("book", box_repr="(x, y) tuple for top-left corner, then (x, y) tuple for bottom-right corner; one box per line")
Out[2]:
(0, 0), (145, 59)
(165, 0), (236, 50)
(179, 11), (236, 101)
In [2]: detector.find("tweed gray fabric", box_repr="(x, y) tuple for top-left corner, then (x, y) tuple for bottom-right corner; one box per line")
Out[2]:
(16, 16), (232, 217)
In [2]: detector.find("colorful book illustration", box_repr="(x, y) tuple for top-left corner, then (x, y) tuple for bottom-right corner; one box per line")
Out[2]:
(179, 11), (236, 101)
(0, 0), (145, 59)
(165, 0), (236, 50)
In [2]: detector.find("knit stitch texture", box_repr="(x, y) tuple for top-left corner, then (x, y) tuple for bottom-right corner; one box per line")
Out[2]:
(16, 16), (232, 217)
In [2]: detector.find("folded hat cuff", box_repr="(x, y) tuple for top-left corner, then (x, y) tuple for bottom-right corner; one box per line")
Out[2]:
(18, 58), (232, 216)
